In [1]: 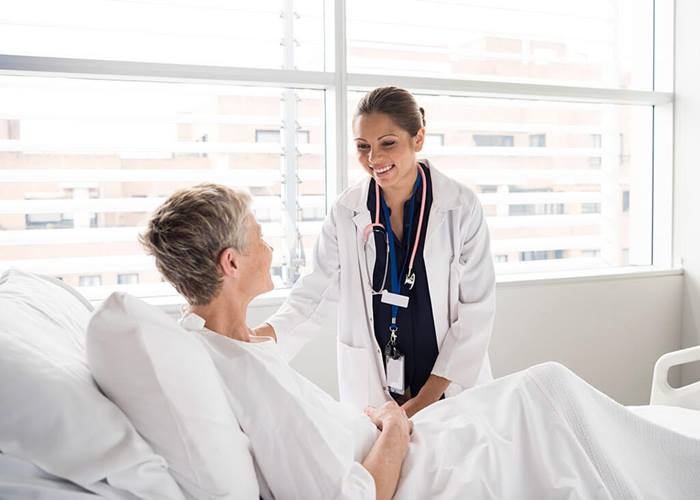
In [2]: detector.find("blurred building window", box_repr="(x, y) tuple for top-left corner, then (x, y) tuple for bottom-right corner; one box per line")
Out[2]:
(581, 203), (601, 214)
(424, 133), (445, 147)
(473, 134), (514, 147)
(79, 275), (102, 287)
(256, 129), (310, 144)
(117, 273), (139, 285)
(529, 134), (546, 147)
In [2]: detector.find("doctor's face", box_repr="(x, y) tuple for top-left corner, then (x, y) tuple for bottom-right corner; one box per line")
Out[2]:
(353, 112), (424, 192)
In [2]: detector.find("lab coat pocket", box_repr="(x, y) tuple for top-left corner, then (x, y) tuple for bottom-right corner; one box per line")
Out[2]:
(337, 340), (370, 411)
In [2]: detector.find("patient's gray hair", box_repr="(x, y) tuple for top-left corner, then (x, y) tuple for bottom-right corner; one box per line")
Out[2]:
(139, 183), (252, 306)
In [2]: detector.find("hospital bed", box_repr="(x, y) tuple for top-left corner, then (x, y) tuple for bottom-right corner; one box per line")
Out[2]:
(1, 270), (699, 499)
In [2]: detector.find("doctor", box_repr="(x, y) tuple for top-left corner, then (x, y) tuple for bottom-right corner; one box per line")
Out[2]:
(256, 86), (495, 417)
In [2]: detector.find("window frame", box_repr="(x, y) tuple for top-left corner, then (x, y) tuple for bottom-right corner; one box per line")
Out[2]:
(0, 0), (676, 303)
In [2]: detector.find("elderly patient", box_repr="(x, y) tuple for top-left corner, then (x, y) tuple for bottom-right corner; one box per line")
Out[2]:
(140, 183), (699, 500)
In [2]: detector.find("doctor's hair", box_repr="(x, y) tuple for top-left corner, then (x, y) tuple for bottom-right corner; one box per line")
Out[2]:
(354, 86), (426, 137)
(139, 183), (252, 306)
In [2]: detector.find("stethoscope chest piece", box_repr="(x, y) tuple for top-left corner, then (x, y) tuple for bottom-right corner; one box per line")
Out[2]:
(404, 272), (415, 290)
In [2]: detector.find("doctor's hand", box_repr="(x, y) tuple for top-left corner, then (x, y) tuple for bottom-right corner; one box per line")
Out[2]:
(364, 401), (413, 437)
(252, 322), (277, 342)
(401, 374), (451, 418)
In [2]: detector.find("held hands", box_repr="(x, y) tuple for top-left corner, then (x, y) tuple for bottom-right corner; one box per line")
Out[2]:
(364, 401), (413, 441)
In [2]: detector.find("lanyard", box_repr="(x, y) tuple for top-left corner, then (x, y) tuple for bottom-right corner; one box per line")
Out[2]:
(379, 173), (421, 355)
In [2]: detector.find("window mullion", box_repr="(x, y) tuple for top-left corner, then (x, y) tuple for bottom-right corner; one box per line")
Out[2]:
(323, 0), (348, 213)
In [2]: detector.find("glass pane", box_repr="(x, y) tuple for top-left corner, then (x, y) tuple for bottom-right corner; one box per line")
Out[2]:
(0, 76), (325, 299)
(1, 0), (324, 70)
(347, 0), (653, 90)
(348, 92), (653, 273)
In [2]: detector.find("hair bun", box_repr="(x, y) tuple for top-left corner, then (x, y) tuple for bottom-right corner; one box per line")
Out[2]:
(419, 107), (426, 126)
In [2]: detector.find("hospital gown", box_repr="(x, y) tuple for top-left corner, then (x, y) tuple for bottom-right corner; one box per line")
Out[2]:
(199, 330), (700, 500)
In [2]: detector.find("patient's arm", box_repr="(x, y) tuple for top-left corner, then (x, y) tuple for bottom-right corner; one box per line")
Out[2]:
(362, 401), (411, 500)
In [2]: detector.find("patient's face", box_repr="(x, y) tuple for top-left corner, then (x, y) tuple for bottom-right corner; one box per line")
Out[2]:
(239, 214), (274, 297)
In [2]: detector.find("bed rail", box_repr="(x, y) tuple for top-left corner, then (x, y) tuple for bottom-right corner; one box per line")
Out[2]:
(650, 345), (700, 410)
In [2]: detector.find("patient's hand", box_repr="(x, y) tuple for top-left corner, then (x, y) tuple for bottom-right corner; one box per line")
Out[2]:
(364, 401), (413, 437)
(361, 402), (411, 500)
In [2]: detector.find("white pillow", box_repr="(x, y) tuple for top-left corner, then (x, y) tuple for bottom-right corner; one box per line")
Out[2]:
(87, 292), (260, 500)
(0, 269), (184, 500)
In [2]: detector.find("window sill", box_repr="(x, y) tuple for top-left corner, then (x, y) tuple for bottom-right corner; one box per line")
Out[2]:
(495, 265), (683, 288)
(87, 266), (683, 314)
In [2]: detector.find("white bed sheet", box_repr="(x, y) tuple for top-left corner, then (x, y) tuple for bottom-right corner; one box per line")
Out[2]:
(0, 453), (137, 500)
(203, 333), (700, 500)
(628, 405), (700, 439)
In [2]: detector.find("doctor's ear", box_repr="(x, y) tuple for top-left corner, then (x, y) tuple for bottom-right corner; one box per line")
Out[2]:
(219, 248), (241, 278)
(413, 127), (426, 152)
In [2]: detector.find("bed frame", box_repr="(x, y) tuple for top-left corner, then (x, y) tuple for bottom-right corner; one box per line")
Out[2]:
(650, 345), (700, 410)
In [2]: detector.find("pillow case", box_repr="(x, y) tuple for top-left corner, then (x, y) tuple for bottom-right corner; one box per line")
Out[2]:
(0, 269), (184, 500)
(87, 292), (260, 500)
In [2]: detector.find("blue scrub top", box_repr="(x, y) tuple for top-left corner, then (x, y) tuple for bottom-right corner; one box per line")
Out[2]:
(368, 162), (439, 400)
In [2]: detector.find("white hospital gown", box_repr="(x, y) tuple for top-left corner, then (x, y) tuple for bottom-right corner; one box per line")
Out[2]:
(199, 330), (700, 500)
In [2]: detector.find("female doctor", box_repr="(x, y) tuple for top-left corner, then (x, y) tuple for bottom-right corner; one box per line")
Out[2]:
(256, 86), (495, 418)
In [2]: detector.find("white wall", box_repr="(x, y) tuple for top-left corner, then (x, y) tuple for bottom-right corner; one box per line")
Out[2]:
(675, 0), (700, 386)
(247, 272), (682, 405)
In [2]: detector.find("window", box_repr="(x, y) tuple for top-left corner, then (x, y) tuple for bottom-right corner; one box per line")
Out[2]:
(0, 0), (669, 297)
(2, 119), (20, 140)
(255, 129), (310, 144)
(79, 275), (102, 287)
(581, 203), (601, 214)
(589, 156), (602, 168)
(529, 134), (546, 147)
(25, 213), (74, 230)
(473, 134), (514, 147)
(347, 1), (653, 89)
(117, 273), (139, 285)
(424, 133), (445, 148)
(509, 204), (565, 216)
(520, 250), (565, 261)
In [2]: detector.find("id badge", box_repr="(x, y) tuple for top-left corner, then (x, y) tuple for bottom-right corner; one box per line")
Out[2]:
(386, 354), (405, 395)
(381, 290), (409, 308)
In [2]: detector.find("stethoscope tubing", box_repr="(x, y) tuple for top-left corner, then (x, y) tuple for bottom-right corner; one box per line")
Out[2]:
(363, 163), (427, 294)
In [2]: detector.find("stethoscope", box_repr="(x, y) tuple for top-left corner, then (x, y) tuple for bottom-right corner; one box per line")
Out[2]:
(362, 163), (427, 295)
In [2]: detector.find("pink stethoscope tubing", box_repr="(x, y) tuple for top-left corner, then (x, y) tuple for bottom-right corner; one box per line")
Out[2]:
(362, 163), (427, 293)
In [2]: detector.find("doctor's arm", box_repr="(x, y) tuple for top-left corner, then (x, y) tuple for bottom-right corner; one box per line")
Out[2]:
(429, 197), (496, 395)
(401, 374), (451, 418)
(255, 205), (342, 359)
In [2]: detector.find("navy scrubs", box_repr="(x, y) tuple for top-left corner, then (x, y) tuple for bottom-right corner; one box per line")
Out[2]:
(368, 162), (439, 401)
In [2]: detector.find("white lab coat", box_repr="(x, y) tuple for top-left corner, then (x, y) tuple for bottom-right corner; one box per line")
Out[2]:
(267, 161), (495, 411)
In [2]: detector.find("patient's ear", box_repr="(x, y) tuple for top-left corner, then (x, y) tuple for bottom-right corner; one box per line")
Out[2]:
(219, 248), (241, 278)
